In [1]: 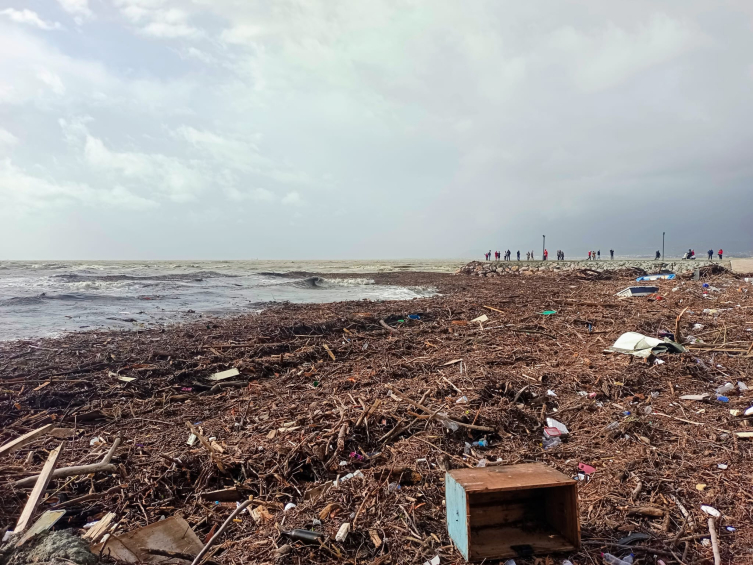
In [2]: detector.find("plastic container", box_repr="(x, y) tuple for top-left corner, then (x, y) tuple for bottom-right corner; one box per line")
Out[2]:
(472, 439), (488, 448)
(602, 553), (632, 565)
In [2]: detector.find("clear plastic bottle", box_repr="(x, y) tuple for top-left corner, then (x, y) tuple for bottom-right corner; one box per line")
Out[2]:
(602, 553), (631, 565)
(542, 437), (562, 450)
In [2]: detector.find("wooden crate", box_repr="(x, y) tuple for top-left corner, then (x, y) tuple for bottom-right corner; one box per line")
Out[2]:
(446, 463), (580, 561)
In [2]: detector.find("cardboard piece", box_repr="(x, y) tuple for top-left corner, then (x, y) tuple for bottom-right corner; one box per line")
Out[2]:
(93, 516), (203, 564)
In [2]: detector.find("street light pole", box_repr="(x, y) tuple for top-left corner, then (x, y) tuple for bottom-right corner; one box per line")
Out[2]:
(542, 235), (545, 261)
(662, 232), (665, 260)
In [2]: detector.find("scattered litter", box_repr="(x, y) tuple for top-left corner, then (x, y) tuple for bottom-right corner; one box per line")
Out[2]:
(282, 529), (324, 543)
(701, 505), (721, 518)
(446, 464), (579, 560)
(455, 395), (468, 404)
(284, 502), (297, 512)
(546, 417), (569, 435)
(333, 470), (364, 486)
(423, 556), (440, 565)
(618, 532), (650, 545)
(208, 368), (240, 381)
(636, 273), (675, 281)
(92, 516), (202, 564)
(616, 286), (659, 298)
(543, 437), (562, 449)
(717, 464), (728, 470)
(715, 382), (734, 394)
(680, 394), (709, 401)
(578, 462), (595, 474)
(606, 332), (685, 358)
(471, 314), (489, 323)
(335, 522), (350, 542)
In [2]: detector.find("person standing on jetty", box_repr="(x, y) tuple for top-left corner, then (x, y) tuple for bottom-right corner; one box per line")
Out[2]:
(610, 249), (614, 259)
(597, 250), (601, 260)
(655, 250), (661, 260)
(588, 251), (592, 260)
(517, 250), (520, 261)
(718, 249), (723, 260)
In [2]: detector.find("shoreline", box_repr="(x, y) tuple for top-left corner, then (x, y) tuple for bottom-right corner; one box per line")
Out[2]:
(1, 269), (752, 564)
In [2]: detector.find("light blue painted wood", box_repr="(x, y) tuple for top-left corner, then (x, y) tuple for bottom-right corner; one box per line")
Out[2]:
(445, 472), (469, 560)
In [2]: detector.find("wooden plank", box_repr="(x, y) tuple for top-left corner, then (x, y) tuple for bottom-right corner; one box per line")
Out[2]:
(545, 484), (581, 548)
(0, 424), (55, 458)
(449, 463), (576, 492)
(445, 473), (470, 561)
(15, 510), (66, 547)
(15, 443), (63, 532)
(467, 491), (545, 529)
(470, 526), (575, 561)
(83, 512), (116, 542)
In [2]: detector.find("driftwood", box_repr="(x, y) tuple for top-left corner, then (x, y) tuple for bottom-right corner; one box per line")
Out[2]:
(379, 319), (398, 333)
(16, 443), (63, 532)
(14, 438), (120, 487)
(388, 388), (495, 432)
(190, 499), (252, 565)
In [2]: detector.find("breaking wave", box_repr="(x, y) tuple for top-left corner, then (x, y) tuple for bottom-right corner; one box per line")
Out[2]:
(53, 271), (237, 283)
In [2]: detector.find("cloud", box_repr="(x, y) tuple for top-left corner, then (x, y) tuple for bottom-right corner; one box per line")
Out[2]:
(37, 70), (66, 95)
(114, 1), (200, 38)
(0, 159), (158, 213)
(0, 8), (62, 30)
(82, 135), (204, 203)
(281, 191), (303, 207)
(2, 1), (753, 258)
(55, 0), (93, 21)
(226, 187), (276, 202)
(0, 128), (19, 147)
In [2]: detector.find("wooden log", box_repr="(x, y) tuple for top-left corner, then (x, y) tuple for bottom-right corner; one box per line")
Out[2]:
(16, 443), (63, 532)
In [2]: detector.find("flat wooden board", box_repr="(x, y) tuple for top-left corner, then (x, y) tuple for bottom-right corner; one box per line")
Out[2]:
(448, 463), (575, 493)
(470, 526), (576, 561)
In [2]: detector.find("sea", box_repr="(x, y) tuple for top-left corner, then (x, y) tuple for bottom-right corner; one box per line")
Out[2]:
(0, 260), (463, 341)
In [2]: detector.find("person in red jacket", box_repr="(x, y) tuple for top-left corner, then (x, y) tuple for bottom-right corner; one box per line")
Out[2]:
(718, 249), (723, 260)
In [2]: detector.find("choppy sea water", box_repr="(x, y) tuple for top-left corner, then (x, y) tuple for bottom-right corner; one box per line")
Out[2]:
(0, 260), (463, 341)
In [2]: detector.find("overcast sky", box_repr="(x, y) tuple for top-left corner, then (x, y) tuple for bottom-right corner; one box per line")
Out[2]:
(1, 1), (752, 260)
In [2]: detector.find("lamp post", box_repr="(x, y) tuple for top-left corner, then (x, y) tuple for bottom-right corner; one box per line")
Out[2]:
(662, 232), (665, 260)
(542, 235), (545, 261)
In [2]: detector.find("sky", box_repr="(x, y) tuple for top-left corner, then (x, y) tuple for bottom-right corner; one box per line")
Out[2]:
(0, 0), (752, 260)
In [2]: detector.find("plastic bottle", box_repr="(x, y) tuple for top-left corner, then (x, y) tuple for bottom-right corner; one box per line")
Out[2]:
(716, 382), (734, 394)
(602, 553), (631, 565)
(542, 437), (562, 450)
(282, 529), (324, 543)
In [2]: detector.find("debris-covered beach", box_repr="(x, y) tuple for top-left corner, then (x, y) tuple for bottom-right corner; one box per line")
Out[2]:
(2, 265), (752, 564)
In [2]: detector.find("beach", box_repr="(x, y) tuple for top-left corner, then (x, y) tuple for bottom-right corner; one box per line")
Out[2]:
(1, 265), (752, 564)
